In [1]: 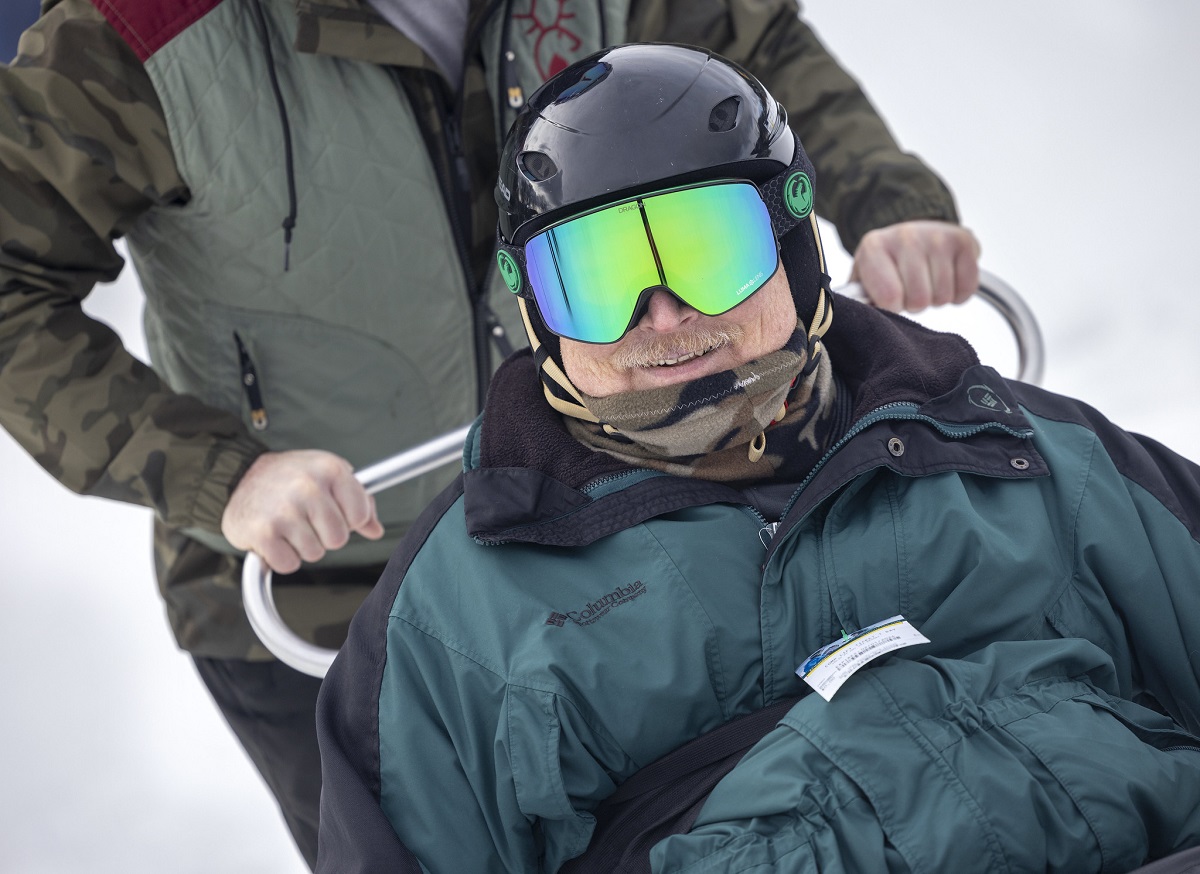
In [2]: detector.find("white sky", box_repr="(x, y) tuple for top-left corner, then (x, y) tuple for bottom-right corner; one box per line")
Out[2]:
(2, 4), (1199, 872)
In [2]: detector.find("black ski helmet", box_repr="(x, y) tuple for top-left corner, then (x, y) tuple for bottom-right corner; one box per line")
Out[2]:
(497, 42), (800, 245)
(495, 43), (832, 422)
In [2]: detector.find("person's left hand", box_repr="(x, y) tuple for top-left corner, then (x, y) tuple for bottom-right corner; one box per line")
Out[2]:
(849, 220), (981, 313)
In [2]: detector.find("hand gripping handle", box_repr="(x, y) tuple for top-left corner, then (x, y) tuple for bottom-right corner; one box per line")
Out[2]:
(241, 425), (471, 678)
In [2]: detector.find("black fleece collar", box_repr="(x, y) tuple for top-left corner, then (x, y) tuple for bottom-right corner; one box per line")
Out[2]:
(464, 294), (1042, 544)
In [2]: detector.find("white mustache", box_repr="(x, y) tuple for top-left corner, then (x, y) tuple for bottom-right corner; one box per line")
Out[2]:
(612, 324), (744, 370)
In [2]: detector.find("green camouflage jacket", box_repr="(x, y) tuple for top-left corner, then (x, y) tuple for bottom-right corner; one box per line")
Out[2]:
(0, 0), (959, 659)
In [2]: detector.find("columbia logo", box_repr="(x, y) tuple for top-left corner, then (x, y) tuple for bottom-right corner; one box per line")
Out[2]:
(968, 384), (1013, 414)
(545, 581), (648, 628)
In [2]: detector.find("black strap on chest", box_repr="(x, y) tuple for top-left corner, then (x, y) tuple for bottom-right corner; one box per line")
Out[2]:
(559, 696), (801, 874)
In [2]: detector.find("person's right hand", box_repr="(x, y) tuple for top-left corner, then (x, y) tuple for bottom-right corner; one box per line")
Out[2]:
(849, 220), (981, 313)
(221, 450), (384, 574)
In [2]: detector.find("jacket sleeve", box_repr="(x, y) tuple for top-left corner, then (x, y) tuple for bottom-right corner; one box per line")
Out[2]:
(0, 0), (265, 533)
(319, 612), (545, 873)
(317, 510), (627, 873)
(1068, 424), (1200, 733)
(631, 0), (960, 253)
(1008, 385), (1200, 733)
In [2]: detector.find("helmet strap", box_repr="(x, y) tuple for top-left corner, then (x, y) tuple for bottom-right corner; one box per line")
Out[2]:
(518, 298), (601, 424)
(800, 213), (834, 376)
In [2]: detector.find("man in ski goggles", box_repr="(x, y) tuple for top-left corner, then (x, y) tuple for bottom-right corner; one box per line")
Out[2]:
(496, 146), (813, 347)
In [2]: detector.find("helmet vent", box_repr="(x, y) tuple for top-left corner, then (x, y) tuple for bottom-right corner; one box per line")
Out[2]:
(518, 151), (560, 182)
(708, 96), (741, 132)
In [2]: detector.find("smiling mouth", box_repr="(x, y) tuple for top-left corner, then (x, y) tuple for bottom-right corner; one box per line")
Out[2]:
(612, 325), (743, 372)
(647, 344), (722, 367)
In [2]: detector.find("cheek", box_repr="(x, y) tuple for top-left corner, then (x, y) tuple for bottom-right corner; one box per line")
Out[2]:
(767, 303), (798, 348)
(561, 343), (624, 398)
(753, 285), (798, 353)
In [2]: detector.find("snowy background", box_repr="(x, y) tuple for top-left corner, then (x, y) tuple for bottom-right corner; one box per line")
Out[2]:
(3, 3), (1199, 872)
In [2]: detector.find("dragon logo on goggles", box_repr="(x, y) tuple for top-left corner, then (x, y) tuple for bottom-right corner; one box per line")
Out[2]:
(497, 250), (522, 293)
(784, 171), (813, 219)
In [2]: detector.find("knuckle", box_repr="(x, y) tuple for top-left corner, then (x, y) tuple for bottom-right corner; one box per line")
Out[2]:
(266, 548), (300, 575)
(316, 453), (351, 480)
(298, 543), (325, 563)
(250, 521), (279, 548)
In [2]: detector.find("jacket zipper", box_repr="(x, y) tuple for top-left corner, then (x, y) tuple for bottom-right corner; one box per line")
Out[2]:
(467, 0), (515, 382)
(431, 89), (491, 412)
(233, 331), (269, 431)
(397, 0), (511, 413)
(585, 470), (781, 548)
(444, 97), (516, 365)
(757, 520), (780, 549)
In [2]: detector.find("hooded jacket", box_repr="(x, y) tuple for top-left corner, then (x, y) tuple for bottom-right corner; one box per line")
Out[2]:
(0, 0), (962, 659)
(315, 289), (1200, 872)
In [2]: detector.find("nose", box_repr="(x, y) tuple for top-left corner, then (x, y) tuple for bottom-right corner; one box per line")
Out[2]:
(637, 287), (698, 333)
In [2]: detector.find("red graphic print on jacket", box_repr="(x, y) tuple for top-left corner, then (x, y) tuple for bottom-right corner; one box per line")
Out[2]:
(513, 0), (587, 81)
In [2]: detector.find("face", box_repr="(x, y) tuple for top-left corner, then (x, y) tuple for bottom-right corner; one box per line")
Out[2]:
(560, 263), (797, 397)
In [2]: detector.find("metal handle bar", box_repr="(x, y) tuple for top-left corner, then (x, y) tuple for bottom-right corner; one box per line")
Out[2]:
(243, 272), (1045, 677)
(977, 269), (1045, 386)
(241, 425), (471, 678)
(839, 268), (1045, 387)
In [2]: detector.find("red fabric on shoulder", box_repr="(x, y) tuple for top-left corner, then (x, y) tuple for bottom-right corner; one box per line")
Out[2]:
(87, 0), (224, 61)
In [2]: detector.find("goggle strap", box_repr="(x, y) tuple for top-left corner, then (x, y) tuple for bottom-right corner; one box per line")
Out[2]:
(518, 298), (601, 423)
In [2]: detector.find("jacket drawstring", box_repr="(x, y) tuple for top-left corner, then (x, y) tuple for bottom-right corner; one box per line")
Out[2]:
(250, 0), (299, 271)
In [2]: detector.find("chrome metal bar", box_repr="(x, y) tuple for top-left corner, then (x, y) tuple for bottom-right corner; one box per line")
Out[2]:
(975, 269), (1045, 385)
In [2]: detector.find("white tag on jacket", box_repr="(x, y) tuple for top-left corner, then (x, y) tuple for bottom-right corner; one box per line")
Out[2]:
(797, 615), (929, 701)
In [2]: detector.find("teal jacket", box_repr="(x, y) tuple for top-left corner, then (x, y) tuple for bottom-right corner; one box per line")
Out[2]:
(316, 296), (1200, 872)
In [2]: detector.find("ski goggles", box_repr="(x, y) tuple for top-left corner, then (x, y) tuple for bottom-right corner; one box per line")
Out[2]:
(497, 172), (813, 344)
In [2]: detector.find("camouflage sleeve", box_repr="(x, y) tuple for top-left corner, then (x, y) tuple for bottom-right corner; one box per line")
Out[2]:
(0, 0), (266, 534)
(630, 0), (961, 254)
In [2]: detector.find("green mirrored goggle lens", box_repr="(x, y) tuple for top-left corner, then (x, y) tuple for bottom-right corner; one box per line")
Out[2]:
(524, 182), (778, 343)
(642, 185), (778, 316)
(525, 202), (660, 344)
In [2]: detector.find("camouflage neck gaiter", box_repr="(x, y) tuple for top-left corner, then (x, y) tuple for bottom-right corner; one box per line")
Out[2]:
(565, 323), (839, 484)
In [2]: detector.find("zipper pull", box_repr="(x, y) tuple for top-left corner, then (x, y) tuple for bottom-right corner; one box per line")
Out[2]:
(503, 50), (524, 108)
(233, 331), (269, 431)
(758, 522), (780, 549)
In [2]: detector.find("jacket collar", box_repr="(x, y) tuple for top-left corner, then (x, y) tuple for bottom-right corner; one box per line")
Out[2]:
(464, 295), (1046, 545)
(293, 0), (429, 65)
(293, 0), (497, 67)
(289, 0), (446, 65)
